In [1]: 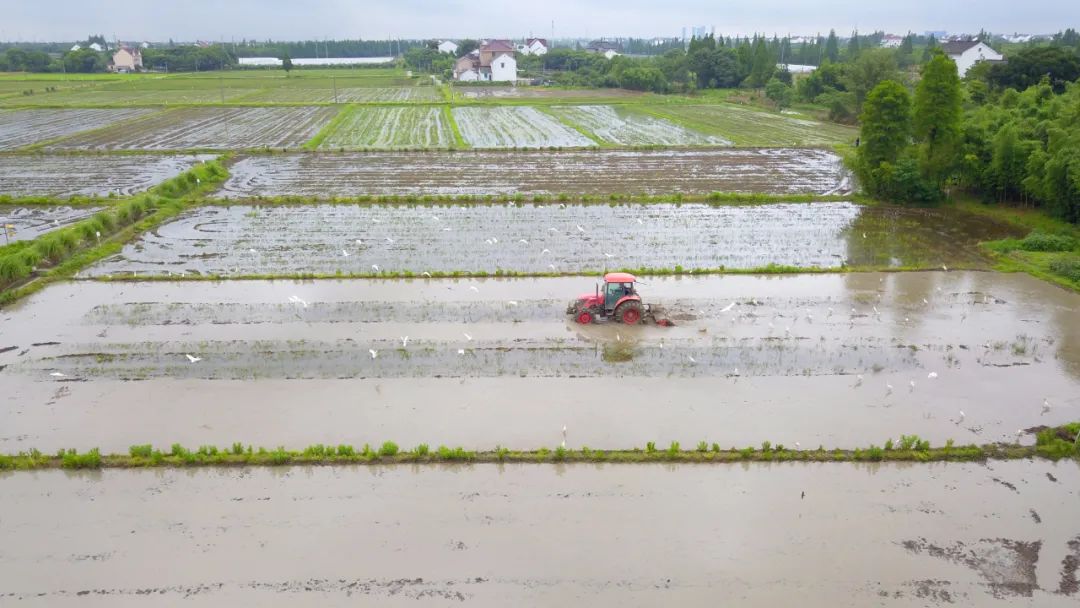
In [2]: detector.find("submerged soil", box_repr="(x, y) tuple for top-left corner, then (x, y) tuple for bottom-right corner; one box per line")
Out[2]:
(0, 206), (103, 241)
(218, 149), (850, 197)
(0, 460), (1077, 606)
(79, 202), (1019, 278)
(0, 154), (214, 198)
(0, 272), (1076, 453)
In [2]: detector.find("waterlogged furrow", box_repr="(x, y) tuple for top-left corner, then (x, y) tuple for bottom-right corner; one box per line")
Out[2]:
(16, 337), (922, 380)
(219, 149), (848, 196)
(321, 107), (453, 149)
(81, 203), (865, 276)
(0, 206), (104, 242)
(0, 108), (154, 149)
(452, 107), (596, 148)
(551, 105), (727, 146)
(49, 107), (339, 150)
(0, 154), (215, 197)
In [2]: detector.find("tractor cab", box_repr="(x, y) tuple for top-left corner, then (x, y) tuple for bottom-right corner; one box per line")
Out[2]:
(568, 272), (646, 325)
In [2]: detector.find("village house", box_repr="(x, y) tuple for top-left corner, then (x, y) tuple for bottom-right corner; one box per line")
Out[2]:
(453, 39), (517, 82)
(585, 40), (621, 59)
(437, 40), (459, 55)
(109, 45), (143, 73)
(942, 40), (1004, 77)
(517, 38), (548, 56)
(879, 34), (904, 48)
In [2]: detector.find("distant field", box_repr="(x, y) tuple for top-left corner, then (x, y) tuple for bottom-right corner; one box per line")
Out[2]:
(49, 106), (338, 150)
(319, 107), (454, 149)
(237, 86), (440, 103)
(454, 86), (647, 101)
(644, 104), (858, 146)
(0, 108), (156, 149)
(452, 107), (596, 148)
(549, 105), (727, 146)
(0, 88), (254, 106)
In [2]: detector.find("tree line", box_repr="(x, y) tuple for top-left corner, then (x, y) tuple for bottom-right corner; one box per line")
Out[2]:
(857, 47), (1080, 223)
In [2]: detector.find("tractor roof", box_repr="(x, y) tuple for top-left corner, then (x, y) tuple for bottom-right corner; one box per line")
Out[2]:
(604, 272), (636, 283)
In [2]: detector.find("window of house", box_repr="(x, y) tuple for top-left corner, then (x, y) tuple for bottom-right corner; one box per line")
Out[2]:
(500, 62), (504, 68)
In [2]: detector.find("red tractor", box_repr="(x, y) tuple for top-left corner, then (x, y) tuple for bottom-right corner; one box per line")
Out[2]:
(567, 272), (649, 325)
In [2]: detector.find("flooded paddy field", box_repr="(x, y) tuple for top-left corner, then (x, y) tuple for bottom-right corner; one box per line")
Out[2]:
(0, 272), (1076, 453)
(81, 202), (1018, 278)
(0, 88), (257, 107)
(318, 107), (454, 149)
(1, 460), (1077, 606)
(0, 108), (155, 150)
(456, 86), (647, 99)
(0, 154), (215, 198)
(0, 206), (103, 241)
(236, 86), (440, 103)
(549, 105), (728, 146)
(219, 148), (850, 197)
(452, 106), (597, 148)
(46, 106), (338, 151)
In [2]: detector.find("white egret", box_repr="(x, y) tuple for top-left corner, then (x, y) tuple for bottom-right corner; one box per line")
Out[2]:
(519, 239), (529, 244)
(355, 239), (363, 245)
(854, 374), (863, 387)
(422, 271), (432, 277)
(469, 285), (479, 292)
(637, 218), (644, 225)
(909, 380), (916, 391)
(562, 425), (567, 448)
(604, 253), (614, 258)
(942, 265), (948, 272)
(372, 218), (381, 223)
(687, 355), (697, 363)
(508, 300), (519, 306)
(541, 248), (551, 255)
(576, 225), (585, 232)
(341, 249), (350, 257)
(369, 349), (378, 359)
(458, 349), (465, 355)
(927, 372), (938, 379)
(371, 264), (380, 272)
(49, 372), (66, 377)
(185, 354), (202, 363)
(1042, 399), (1051, 414)
(886, 383), (894, 395)
(720, 302), (735, 312)
(401, 336), (409, 348)
(463, 333), (473, 341)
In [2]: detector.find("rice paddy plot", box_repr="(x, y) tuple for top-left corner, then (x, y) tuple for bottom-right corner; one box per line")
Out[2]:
(47, 106), (339, 150)
(238, 86), (440, 103)
(0, 88), (255, 107)
(455, 86), (647, 100)
(0, 206), (104, 241)
(648, 103), (859, 146)
(452, 106), (596, 148)
(319, 107), (454, 148)
(550, 105), (727, 146)
(220, 149), (848, 197)
(83, 202), (871, 277)
(0, 108), (156, 149)
(0, 154), (214, 198)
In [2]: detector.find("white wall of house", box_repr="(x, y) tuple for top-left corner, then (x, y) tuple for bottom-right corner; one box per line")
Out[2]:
(456, 68), (481, 82)
(438, 40), (459, 54)
(527, 41), (548, 55)
(950, 42), (1003, 77)
(489, 53), (517, 82)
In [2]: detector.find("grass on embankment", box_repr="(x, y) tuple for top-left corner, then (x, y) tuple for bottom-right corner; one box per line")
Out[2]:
(1, 424), (1076, 471)
(960, 197), (1080, 292)
(0, 158), (230, 306)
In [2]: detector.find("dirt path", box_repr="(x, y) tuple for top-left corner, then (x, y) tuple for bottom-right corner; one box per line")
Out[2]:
(1, 460), (1077, 606)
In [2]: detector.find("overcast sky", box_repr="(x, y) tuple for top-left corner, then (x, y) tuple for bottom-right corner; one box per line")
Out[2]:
(4, 0), (1078, 42)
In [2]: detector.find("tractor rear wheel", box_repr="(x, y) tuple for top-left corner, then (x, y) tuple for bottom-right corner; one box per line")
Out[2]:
(576, 310), (594, 324)
(615, 301), (643, 325)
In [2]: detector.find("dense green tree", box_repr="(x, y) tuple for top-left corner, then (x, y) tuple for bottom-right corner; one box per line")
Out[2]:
(745, 36), (775, 87)
(845, 48), (900, 111)
(846, 31), (861, 59)
(914, 52), (963, 185)
(281, 52), (293, 73)
(824, 30), (840, 63)
(987, 46), (1080, 93)
(63, 49), (106, 73)
(858, 80), (913, 193)
(765, 77), (794, 108)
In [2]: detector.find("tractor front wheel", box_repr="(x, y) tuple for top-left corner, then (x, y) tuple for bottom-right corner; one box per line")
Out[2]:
(576, 310), (594, 324)
(615, 301), (643, 325)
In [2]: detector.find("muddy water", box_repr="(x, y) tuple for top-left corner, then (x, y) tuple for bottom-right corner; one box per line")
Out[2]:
(0, 206), (102, 241)
(0, 460), (1077, 606)
(0, 272), (1076, 453)
(0, 154), (214, 197)
(80, 203), (1019, 277)
(219, 149), (849, 196)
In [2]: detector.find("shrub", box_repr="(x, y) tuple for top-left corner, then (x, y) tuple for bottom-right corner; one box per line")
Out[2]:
(170, 443), (188, 457)
(867, 445), (884, 461)
(129, 444), (153, 458)
(666, 441), (680, 457)
(413, 443), (429, 457)
(696, 441), (708, 452)
(1049, 255), (1080, 282)
(378, 441), (399, 457)
(761, 441), (772, 453)
(336, 444), (355, 457)
(1019, 232), (1076, 252)
(268, 447), (290, 465)
(231, 442), (245, 455)
(553, 446), (567, 461)
(645, 441), (656, 454)
(61, 448), (101, 469)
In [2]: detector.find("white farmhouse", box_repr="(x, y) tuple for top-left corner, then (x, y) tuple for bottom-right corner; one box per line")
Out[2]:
(453, 39), (517, 82)
(518, 38), (548, 56)
(942, 40), (1004, 77)
(88, 42), (103, 52)
(437, 40), (459, 55)
(110, 45), (143, 72)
